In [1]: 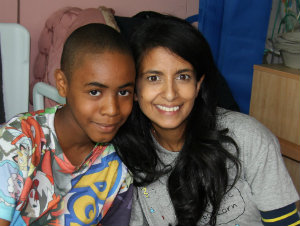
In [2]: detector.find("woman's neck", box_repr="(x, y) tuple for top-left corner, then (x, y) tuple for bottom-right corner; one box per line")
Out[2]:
(152, 124), (185, 152)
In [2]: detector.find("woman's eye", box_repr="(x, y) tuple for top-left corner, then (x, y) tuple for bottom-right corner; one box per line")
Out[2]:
(119, 90), (130, 96)
(89, 90), (101, 96)
(147, 75), (160, 82)
(177, 74), (191, 80)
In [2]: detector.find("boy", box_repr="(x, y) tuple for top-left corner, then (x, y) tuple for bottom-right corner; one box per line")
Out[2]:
(0, 23), (135, 226)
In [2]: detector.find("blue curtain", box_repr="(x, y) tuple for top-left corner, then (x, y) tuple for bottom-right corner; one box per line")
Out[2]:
(187, 0), (272, 113)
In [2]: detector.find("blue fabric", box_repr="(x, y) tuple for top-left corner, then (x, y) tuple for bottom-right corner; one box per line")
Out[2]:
(187, 0), (272, 113)
(260, 203), (300, 226)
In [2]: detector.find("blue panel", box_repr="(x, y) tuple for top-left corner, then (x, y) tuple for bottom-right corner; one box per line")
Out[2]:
(192, 0), (272, 113)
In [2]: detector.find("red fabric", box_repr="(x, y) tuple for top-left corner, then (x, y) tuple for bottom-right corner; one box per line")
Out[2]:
(30, 7), (107, 108)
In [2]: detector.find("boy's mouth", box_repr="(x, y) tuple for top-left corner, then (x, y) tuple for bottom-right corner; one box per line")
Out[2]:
(93, 122), (119, 133)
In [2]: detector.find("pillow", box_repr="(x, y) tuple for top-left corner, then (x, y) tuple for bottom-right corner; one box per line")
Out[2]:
(98, 6), (120, 32)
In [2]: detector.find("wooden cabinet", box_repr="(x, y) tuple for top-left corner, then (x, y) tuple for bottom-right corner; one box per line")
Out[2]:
(250, 64), (300, 209)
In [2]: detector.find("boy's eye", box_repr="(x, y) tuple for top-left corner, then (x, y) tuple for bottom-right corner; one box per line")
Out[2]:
(147, 75), (160, 82)
(89, 90), (101, 96)
(176, 74), (191, 80)
(119, 90), (130, 96)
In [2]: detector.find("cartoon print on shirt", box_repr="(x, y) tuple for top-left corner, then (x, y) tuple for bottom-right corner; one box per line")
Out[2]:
(16, 145), (29, 172)
(8, 173), (24, 200)
(200, 186), (245, 225)
(25, 170), (55, 217)
(6, 126), (32, 152)
(0, 160), (23, 209)
(65, 153), (123, 226)
(7, 116), (47, 177)
(15, 149), (55, 220)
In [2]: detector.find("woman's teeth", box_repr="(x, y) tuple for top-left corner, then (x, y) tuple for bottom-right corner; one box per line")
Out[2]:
(157, 105), (180, 112)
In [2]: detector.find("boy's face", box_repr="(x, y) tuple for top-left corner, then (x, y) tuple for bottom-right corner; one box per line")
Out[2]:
(57, 51), (135, 143)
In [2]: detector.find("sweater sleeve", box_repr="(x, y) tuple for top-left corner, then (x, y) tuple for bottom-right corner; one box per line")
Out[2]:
(260, 203), (300, 226)
(223, 111), (299, 211)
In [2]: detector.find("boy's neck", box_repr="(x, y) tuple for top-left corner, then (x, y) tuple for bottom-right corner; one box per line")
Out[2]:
(54, 107), (95, 166)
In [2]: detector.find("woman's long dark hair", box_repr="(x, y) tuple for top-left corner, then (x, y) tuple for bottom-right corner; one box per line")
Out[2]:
(113, 14), (240, 226)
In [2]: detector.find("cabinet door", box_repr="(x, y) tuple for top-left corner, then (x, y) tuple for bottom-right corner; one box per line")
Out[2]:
(250, 64), (300, 210)
(250, 65), (300, 145)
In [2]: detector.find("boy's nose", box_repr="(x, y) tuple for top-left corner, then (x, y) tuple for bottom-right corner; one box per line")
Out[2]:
(101, 95), (119, 116)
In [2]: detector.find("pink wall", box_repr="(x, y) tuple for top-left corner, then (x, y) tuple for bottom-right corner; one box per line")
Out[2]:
(0, 0), (18, 22)
(1, 0), (198, 111)
(1, 0), (198, 87)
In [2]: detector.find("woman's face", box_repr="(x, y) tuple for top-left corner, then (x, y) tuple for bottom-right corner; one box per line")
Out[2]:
(136, 47), (203, 133)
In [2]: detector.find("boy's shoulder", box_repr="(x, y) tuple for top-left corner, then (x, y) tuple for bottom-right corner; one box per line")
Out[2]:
(2, 105), (60, 129)
(0, 105), (60, 154)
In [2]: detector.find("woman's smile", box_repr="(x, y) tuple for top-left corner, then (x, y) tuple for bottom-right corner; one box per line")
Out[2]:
(155, 104), (180, 112)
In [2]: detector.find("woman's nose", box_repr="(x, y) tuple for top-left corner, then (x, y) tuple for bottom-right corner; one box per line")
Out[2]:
(163, 79), (177, 101)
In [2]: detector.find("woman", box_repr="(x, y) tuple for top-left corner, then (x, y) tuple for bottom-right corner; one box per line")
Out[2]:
(113, 15), (300, 226)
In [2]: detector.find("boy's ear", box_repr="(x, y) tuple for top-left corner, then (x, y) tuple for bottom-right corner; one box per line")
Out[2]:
(134, 93), (138, 101)
(55, 69), (68, 97)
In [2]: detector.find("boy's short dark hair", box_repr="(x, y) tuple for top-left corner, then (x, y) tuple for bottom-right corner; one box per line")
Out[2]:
(61, 23), (132, 79)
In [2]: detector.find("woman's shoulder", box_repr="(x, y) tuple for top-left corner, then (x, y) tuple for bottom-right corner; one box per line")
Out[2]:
(216, 108), (279, 152)
(217, 108), (271, 135)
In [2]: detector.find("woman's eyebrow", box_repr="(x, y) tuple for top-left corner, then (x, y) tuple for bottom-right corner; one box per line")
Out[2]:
(141, 70), (162, 76)
(176, 69), (194, 74)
